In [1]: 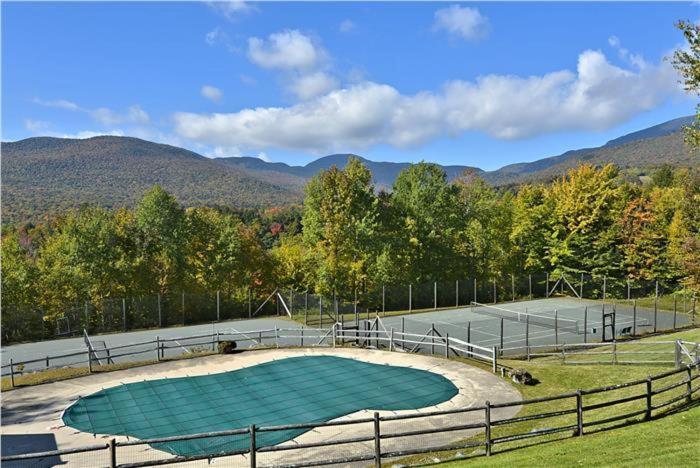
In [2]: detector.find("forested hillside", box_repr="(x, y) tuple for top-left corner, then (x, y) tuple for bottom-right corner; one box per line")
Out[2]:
(3, 160), (699, 325)
(1, 136), (300, 223)
(3, 116), (695, 224)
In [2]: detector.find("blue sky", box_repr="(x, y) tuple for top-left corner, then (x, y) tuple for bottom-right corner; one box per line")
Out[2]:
(2, 1), (698, 169)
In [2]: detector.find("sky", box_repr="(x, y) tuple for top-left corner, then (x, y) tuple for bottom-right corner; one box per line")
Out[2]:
(2, 1), (699, 170)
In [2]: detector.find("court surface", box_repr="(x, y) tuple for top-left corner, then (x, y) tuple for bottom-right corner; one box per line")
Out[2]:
(380, 297), (690, 354)
(1, 317), (302, 373)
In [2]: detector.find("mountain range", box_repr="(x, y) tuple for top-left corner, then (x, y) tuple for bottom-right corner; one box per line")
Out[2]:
(2, 115), (697, 224)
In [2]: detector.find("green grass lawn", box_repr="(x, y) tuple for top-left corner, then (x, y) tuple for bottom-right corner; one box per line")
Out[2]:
(395, 327), (700, 467)
(443, 405), (699, 467)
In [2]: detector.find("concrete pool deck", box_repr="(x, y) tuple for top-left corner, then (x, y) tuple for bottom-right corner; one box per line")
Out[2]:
(1, 347), (521, 466)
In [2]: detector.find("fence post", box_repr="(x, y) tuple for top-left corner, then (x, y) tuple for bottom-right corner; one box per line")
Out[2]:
(300, 328), (304, 347)
(467, 322), (472, 358)
(686, 366), (693, 404)
(382, 285), (386, 316)
(576, 391), (583, 436)
(675, 340), (682, 368)
(584, 307), (588, 343)
(525, 314), (530, 358)
(249, 424), (257, 468)
(9, 359), (15, 388)
(499, 318), (504, 353)
(87, 347), (92, 373)
(645, 376), (652, 420)
(109, 438), (117, 468)
(654, 297), (658, 333)
(332, 324), (337, 348)
(373, 412), (381, 468)
(156, 336), (160, 362)
(484, 401), (492, 456)
(431, 323), (435, 355)
(401, 317), (405, 336)
(408, 284), (412, 313)
(216, 291), (220, 322)
(554, 310), (558, 345)
(122, 298), (127, 332)
(603, 276), (606, 302)
(633, 300), (637, 336)
(390, 328), (394, 351)
(612, 341), (617, 365)
(492, 347), (497, 373)
(445, 333), (450, 358)
(434, 281), (438, 310)
(157, 293), (162, 328)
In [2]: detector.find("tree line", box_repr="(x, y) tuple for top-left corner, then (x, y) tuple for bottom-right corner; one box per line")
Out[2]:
(2, 161), (699, 321)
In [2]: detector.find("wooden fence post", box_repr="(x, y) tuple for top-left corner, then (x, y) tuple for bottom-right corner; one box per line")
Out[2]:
(485, 401), (492, 456)
(373, 412), (381, 468)
(156, 336), (160, 362)
(109, 438), (116, 468)
(445, 333), (449, 358)
(249, 424), (257, 468)
(576, 391), (583, 436)
(492, 347), (497, 373)
(686, 366), (693, 404)
(389, 328), (394, 352)
(645, 376), (653, 420)
(9, 359), (15, 388)
(674, 341), (682, 369)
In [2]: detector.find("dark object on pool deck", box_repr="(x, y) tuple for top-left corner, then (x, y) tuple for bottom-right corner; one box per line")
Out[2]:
(508, 368), (534, 385)
(218, 341), (238, 354)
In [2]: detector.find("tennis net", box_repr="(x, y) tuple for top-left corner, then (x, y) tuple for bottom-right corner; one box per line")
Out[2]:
(470, 302), (582, 334)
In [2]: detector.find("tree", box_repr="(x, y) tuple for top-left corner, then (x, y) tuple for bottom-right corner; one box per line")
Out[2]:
(302, 157), (379, 296)
(510, 184), (552, 273)
(134, 185), (189, 295)
(545, 164), (627, 278)
(672, 20), (700, 148)
(391, 162), (460, 283)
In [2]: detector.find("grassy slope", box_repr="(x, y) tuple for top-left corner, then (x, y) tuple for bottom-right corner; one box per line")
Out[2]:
(399, 328), (700, 467)
(446, 406), (699, 467)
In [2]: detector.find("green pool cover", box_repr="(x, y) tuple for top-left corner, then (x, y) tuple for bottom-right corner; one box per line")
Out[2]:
(63, 355), (458, 457)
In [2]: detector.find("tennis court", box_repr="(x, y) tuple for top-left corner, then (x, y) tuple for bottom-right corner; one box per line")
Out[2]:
(381, 297), (691, 355)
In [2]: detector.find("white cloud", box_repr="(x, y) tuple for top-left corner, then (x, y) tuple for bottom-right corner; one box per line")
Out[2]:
(32, 97), (80, 111)
(174, 49), (681, 153)
(25, 119), (50, 133)
(247, 29), (338, 100)
(201, 85), (224, 103)
(205, 27), (227, 46)
(32, 98), (149, 126)
(339, 20), (356, 33)
(207, 1), (256, 20)
(248, 30), (326, 71)
(208, 145), (270, 161)
(289, 71), (339, 100)
(240, 74), (257, 86)
(433, 5), (489, 41)
(58, 129), (125, 139)
(91, 105), (150, 125)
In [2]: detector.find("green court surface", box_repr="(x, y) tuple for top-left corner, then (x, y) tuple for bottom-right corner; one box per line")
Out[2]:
(62, 355), (458, 456)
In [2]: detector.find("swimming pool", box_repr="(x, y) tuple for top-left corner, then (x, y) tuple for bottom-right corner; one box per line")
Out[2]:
(62, 355), (459, 456)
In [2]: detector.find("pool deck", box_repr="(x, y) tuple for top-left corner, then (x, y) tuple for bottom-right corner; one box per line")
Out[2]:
(1, 347), (521, 466)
